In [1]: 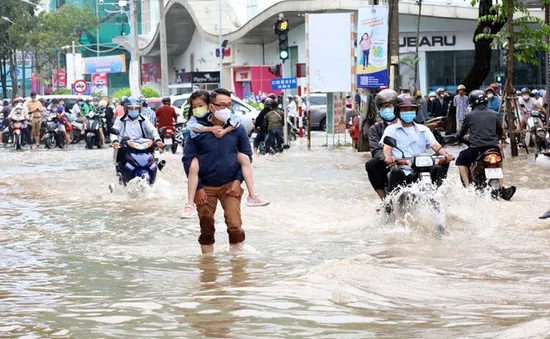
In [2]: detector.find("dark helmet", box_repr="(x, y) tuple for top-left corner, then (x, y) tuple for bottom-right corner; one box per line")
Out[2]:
(395, 94), (418, 114)
(2, 99), (9, 106)
(121, 95), (129, 105)
(270, 99), (279, 109)
(162, 96), (171, 104)
(375, 89), (398, 109)
(268, 93), (277, 101)
(468, 90), (487, 107)
(520, 87), (530, 94)
(264, 98), (274, 108)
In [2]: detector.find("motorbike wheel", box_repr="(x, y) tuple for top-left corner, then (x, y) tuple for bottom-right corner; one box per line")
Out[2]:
(171, 143), (178, 154)
(71, 130), (81, 144)
(86, 137), (94, 150)
(14, 134), (21, 150)
(45, 134), (56, 149)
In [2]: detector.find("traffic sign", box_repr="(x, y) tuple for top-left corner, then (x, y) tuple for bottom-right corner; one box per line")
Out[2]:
(271, 77), (297, 90)
(73, 79), (88, 94)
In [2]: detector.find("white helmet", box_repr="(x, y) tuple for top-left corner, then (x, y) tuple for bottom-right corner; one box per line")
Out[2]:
(535, 152), (550, 170)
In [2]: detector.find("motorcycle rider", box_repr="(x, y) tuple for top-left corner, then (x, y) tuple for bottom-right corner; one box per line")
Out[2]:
(140, 97), (156, 125)
(253, 97), (273, 155)
(114, 95), (127, 119)
(382, 94), (453, 193)
(156, 96), (178, 132)
(455, 90), (516, 200)
(111, 97), (164, 168)
(518, 87), (543, 131)
(0, 99), (11, 145)
(365, 89), (399, 200)
(263, 98), (285, 152)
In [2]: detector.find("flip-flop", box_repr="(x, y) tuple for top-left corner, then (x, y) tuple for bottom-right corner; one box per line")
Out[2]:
(539, 211), (550, 220)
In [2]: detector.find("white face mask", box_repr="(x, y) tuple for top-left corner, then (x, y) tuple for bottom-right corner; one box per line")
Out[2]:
(214, 108), (231, 122)
(487, 93), (494, 99)
(522, 95), (530, 100)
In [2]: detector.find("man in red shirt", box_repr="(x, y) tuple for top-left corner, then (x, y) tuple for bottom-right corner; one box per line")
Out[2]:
(156, 97), (178, 130)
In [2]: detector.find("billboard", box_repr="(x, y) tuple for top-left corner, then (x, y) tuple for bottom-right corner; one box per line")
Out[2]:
(306, 13), (353, 93)
(91, 73), (108, 96)
(357, 6), (388, 88)
(82, 55), (126, 74)
(142, 63), (161, 83)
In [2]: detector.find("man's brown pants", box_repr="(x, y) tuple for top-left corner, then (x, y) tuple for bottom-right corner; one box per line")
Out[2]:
(195, 182), (245, 245)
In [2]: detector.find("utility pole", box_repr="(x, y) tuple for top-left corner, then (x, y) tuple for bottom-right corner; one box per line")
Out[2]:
(129, 0), (141, 97)
(96, 0), (100, 57)
(159, 0), (169, 96)
(388, 0), (400, 91)
(546, 2), (550, 112)
(72, 40), (76, 85)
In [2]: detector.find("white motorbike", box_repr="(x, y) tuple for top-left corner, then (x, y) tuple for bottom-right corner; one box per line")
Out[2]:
(525, 109), (544, 149)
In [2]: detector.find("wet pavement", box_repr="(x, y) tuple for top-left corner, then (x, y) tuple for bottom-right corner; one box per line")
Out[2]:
(1, 133), (550, 338)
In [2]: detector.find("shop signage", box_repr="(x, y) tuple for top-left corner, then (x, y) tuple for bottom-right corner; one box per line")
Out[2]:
(178, 71), (220, 84)
(82, 54), (126, 74)
(235, 70), (251, 82)
(399, 35), (456, 48)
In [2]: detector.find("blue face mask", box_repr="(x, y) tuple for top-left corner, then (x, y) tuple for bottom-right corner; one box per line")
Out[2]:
(128, 109), (139, 119)
(400, 111), (416, 123)
(380, 108), (395, 121)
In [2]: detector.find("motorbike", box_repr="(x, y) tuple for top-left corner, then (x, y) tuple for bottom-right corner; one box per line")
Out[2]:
(0, 113), (9, 144)
(84, 111), (103, 149)
(10, 114), (28, 150)
(159, 125), (178, 154)
(382, 135), (456, 236)
(525, 109), (544, 148)
(70, 117), (84, 144)
(44, 114), (65, 149)
(109, 129), (166, 190)
(173, 121), (186, 152)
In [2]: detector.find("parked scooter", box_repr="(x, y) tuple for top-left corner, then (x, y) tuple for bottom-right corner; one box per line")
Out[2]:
(84, 111), (103, 149)
(70, 117), (84, 144)
(526, 109), (544, 148)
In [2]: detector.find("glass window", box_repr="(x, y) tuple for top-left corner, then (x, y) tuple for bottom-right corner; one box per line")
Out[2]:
(310, 96), (327, 106)
(173, 99), (185, 109)
(232, 100), (250, 112)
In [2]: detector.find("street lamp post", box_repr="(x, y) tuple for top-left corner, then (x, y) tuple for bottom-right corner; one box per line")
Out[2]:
(96, 0), (100, 57)
(219, 0), (223, 87)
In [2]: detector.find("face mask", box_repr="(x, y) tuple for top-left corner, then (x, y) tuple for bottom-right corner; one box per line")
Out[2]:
(193, 106), (209, 118)
(380, 108), (395, 121)
(214, 108), (231, 122)
(128, 109), (139, 119)
(400, 111), (416, 123)
(31, 98), (37, 102)
(522, 95), (530, 100)
(60, 101), (64, 106)
(487, 93), (494, 99)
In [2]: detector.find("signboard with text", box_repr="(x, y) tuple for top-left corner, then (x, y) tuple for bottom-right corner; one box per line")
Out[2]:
(357, 6), (388, 88)
(82, 54), (127, 74)
(271, 77), (297, 90)
(332, 92), (346, 134)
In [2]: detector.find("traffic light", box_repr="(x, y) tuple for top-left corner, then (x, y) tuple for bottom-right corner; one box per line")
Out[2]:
(274, 19), (289, 61)
(268, 64), (282, 77)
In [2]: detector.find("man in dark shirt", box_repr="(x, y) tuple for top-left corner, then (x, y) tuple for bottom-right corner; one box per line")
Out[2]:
(253, 98), (272, 155)
(456, 90), (504, 185)
(183, 88), (253, 254)
(430, 88), (448, 117)
(155, 97), (178, 130)
(365, 89), (398, 200)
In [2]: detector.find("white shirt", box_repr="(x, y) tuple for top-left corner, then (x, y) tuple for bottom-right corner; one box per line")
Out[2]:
(288, 101), (297, 117)
(113, 115), (160, 142)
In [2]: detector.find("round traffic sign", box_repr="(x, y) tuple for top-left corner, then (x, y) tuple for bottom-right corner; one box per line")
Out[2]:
(73, 79), (88, 94)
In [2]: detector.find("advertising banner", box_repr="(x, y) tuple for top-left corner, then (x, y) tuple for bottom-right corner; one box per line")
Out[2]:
(82, 54), (126, 74)
(357, 6), (388, 88)
(333, 92), (346, 134)
(142, 63), (161, 83)
(91, 73), (108, 96)
(53, 68), (67, 88)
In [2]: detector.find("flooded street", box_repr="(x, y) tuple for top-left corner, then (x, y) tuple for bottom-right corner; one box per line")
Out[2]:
(2, 133), (550, 338)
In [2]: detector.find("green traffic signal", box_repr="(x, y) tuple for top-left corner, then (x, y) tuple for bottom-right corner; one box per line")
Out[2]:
(280, 50), (289, 60)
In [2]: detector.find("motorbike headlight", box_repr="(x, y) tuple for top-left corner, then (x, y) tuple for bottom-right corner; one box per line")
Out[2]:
(414, 156), (434, 167)
(128, 140), (152, 150)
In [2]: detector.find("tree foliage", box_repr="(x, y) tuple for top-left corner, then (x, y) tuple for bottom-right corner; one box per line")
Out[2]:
(112, 87), (161, 102)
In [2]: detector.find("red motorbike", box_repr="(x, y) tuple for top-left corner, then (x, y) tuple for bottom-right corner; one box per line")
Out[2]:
(10, 114), (27, 150)
(159, 126), (178, 154)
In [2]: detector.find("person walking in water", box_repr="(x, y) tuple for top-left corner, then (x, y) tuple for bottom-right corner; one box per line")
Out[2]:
(360, 32), (372, 70)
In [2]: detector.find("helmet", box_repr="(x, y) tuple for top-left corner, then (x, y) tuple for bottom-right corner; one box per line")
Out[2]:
(532, 89), (540, 96)
(98, 100), (108, 108)
(485, 86), (496, 95)
(490, 83), (500, 90)
(260, 95), (267, 102)
(374, 89), (398, 109)
(162, 96), (171, 104)
(126, 96), (140, 108)
(395, 94), (418, 114)
(436, 88), (445, 94)
(415, 90), (422, 98)
(428, 91), (436, 98)
(121, 95), (129, 105)
(2, 99), (9, 106)
(468, 89), (487, 107)
(264, 98), (274, 108)
(520, 87), (530, 94)
(112, 98), (119, 104)
(268, 93), (277, 101)
(457, 84), (466, 91)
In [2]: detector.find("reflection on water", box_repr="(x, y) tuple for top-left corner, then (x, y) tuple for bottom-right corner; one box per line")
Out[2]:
(2, 137), (550, 337)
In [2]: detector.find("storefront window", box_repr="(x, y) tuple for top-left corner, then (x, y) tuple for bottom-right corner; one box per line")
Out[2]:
(426, 50), (546, 92)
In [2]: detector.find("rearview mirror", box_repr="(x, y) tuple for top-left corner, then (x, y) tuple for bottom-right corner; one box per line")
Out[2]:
(383, 136), (397, 147)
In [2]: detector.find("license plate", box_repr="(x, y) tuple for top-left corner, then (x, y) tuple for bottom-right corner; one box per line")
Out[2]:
(251, 133), (258, 139)
(154, 150), (160, 159)
(164, 138), (173, 145)
(485, 168), (503, 179)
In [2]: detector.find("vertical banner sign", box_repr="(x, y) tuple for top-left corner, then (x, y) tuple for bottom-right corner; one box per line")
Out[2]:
(91, 73), (108, 96)
(357, 6), (389, 88)
(333, 92), (346, 133)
